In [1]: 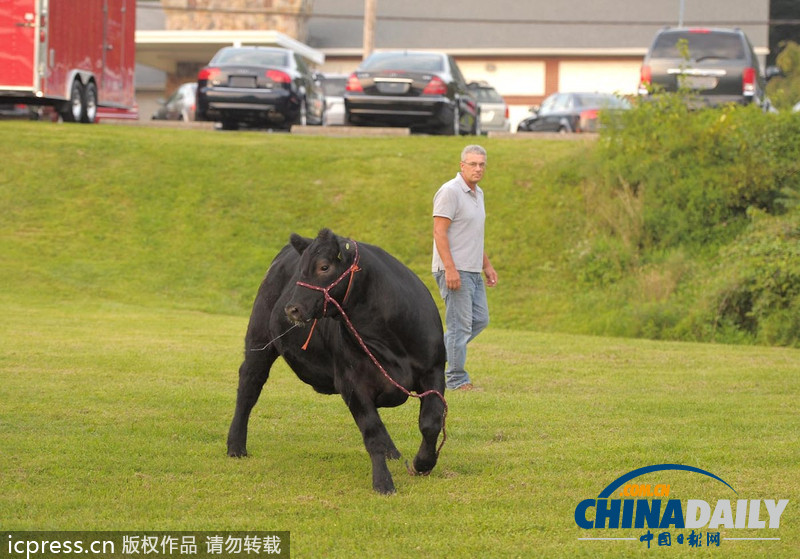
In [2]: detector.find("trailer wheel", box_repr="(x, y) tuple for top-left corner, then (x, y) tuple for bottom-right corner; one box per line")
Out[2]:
(62, 80), (85, 123)
(82, 81), (98, 123)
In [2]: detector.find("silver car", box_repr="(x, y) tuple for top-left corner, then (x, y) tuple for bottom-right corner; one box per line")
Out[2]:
(152, 82), (197, 121)
(322, 74), (347, 126)
(468, 82), (510, 133)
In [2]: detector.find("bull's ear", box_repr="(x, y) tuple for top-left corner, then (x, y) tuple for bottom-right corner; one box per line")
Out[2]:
(337, 236), (354, 261)
(290, 233), (312, 254)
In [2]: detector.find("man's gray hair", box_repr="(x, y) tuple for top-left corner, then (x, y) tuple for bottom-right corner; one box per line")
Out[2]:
(461, 145), (487, 161)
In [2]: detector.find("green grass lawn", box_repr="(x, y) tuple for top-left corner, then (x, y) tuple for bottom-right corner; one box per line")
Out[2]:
(2, 294), (798, 557)
(1, 122), (798, 557)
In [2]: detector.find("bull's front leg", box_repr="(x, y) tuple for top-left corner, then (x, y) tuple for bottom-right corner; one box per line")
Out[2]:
(410, 361), (446, 475)
(227, 347), (275, 457)
(341, 386), (400, 495)
(412, 391), (445, 475)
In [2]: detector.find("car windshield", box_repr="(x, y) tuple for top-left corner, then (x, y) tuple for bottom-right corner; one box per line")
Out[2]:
(322, 77), (346, 96)
(472, 88), (504, 103)
(651, 31), (745, 60)
(360, 52), (445, 73)
(575, 94), (628, 108)
(212, 48), (289, 67)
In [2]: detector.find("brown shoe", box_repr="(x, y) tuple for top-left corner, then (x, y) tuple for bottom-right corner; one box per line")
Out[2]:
(456, 383), (474, 391)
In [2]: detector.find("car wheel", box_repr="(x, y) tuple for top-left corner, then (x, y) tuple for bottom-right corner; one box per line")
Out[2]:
(441, 105), (459, 136)
(221, 119), (239, 131)
(558, 126), (569, 134)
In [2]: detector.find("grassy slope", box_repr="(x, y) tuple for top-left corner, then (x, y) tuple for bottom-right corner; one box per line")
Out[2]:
(1, 122), (587, 329)
(2, 122), (799, 557)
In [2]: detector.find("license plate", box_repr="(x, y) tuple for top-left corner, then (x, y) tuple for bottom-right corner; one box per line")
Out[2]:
(376, 82), (410, 95)
(229, 76), (256, 88)
(681, 76), (718, 90)
(480, 111), (495, 123)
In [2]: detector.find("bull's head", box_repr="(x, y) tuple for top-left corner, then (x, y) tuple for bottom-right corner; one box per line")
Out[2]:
(284, 228), (359, 325)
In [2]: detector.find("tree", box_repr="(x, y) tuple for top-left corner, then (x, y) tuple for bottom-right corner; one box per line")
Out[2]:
(766, 41), (800, 109)
(769, 0), (800, 65)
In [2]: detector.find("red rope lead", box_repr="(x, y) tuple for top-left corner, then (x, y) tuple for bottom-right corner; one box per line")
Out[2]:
(295, 240), (448, 456)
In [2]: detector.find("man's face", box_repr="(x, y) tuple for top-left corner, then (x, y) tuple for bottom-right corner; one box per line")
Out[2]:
(460, 153), (486, 186)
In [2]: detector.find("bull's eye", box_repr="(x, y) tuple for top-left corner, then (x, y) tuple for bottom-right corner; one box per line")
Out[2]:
(320, 265), (330, 273)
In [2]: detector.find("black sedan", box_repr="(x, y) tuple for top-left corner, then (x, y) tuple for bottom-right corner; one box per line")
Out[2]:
(344, 51), (480, 135)
(516, 92), (630, 133)
(195, 46), (325, 130)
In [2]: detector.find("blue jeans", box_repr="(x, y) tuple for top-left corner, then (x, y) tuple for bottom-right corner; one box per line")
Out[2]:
(434, 271), (490, 389)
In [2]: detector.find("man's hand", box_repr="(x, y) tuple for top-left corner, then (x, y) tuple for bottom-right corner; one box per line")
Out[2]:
(445, 267), (461, 290)
(484, 265), (498, 287)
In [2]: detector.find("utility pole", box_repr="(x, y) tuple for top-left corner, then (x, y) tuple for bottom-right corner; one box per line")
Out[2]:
(363, 0), (376, 60)
(678, 0), (685, 27)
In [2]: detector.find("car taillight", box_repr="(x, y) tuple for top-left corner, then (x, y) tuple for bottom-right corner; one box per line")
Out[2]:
(267, 70), (291, 84)
(742, 67), (756, 96)
(638, 65), (652, 95)
(504, 106), (509, 119)
(346, 73), (363, 93)
(422, 76), (447, 95)
(578, 109), (599, 132)
(197, 67), (220, 81)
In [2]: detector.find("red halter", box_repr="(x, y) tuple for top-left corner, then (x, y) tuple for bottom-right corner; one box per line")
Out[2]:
(295, 240), (361, 317)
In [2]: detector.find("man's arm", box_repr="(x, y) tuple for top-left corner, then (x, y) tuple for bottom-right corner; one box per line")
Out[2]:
(433, 216), (461, 290)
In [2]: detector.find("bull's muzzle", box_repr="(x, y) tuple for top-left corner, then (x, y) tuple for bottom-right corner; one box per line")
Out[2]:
(284, 302), (308, 326)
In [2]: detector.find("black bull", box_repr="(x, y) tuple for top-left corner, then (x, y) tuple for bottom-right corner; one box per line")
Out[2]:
(227, 229), (447, 494)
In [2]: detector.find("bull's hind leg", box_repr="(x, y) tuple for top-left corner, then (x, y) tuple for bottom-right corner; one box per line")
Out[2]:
(412, 369), (446, 475)
(342, 388), (399, 494)
(227, 345), (278, 457)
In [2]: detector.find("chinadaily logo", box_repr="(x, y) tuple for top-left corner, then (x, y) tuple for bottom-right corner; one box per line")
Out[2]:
(575, 464), (789, 549)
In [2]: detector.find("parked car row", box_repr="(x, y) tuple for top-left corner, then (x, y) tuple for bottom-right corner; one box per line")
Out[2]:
(184, 46), (498, 134)
(152, 26), (782, 133)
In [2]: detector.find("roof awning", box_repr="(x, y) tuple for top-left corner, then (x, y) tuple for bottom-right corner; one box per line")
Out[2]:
(135, 30), (326, 72)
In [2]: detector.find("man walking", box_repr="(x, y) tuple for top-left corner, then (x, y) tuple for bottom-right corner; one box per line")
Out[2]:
(432, 145), (498, 391)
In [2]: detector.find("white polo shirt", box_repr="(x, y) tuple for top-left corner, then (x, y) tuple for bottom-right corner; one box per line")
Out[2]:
(431, 173), (486, 273)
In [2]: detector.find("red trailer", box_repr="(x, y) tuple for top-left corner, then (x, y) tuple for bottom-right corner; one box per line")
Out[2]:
(0, 0), (138, 122)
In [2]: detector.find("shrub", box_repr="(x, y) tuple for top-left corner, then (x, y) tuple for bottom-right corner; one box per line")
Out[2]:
(595, 96), (800, 252)
(678, 209), (800, 347)
(765, 41), (800, 110)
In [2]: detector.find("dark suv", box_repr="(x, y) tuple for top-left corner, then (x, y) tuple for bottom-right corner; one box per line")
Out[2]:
(638, 27), (767, 108)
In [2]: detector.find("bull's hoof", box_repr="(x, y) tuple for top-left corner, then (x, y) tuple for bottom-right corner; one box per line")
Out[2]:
(227, 448), (248, 458)
(372, 467), (396, 495)
(374, 481), (396, 495)
(386, 448), (401, 460)
(410, 455), (436, 476)
(405, 460), (432, 476)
